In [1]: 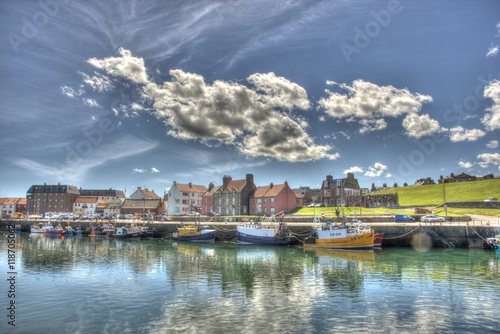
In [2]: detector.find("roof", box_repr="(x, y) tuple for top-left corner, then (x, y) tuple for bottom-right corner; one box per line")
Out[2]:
(17, 198), (27, 205)
(252, 184), (288, 198)
(74, 196), (99, 204)
(140, 188), (161, 199)
(203, 185), (220, 197)
(176, 183), (208, 194)
(219, 179), (246, 193)
(27, 184), (80, 194)
(121, 199), (161, 210)
(4, 198), (21, 205)
(79, 189), (126, 197)
(0, 198), (7, 204)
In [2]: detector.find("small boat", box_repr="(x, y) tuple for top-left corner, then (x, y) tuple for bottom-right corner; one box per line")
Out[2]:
(31, 223), (54, 233)
(89, 223), (115, 238)
(487, 235), (500, 252)
(374, 232), (384, 248)
(236, 211), (292, 245)
(44, 224), (64, 237)
(173, 222), (216, 243)
(111, 227), (142, 239)
(62, 226), (76, 236)
(303, 215), (375, 250)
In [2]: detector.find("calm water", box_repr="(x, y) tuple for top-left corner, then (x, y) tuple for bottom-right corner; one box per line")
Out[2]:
(1, 233), (500, 334)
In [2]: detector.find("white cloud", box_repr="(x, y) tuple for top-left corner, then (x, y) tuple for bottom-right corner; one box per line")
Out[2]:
(151, 167), (160, 173)
(79, 71), (114, 93)
(458, 161), (473, 169)
(482, 80), (500, 131)
(133, 168), (147, 173)
(83, 98), (101, 108)
(448, 126), (486, 142)
(487, 140), (499, 148)
(402, 113), (442, 139)
(87, 49), (337, 162)
(359, 118), (387, 134)
(60, 86), (84, 99)
(486, 44), (499, 57)
(87, 48), (149, 84)
(319, 79), (433, 134)
(343, 166), (363, 174)
(477, 153), (500, 168)
(364, 162), (388, 177)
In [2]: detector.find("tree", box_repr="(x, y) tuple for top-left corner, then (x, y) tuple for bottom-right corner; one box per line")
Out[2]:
(393, 182), (398, 188)
(403, 182), (408, 187)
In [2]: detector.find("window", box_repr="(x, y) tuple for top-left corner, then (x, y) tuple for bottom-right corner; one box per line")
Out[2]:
(257, 198), (262, 204)
(270, 198), (275, 203)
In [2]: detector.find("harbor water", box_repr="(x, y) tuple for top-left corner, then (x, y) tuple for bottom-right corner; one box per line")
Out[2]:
(1, 233), (500, 334)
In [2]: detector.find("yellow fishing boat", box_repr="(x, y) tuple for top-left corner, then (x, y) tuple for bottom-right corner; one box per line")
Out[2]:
(172, 222), (216, 243)
(303, 215), (375, 250)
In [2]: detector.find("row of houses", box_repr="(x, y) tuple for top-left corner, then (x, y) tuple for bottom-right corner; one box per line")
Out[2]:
(1, 172), (400, 218)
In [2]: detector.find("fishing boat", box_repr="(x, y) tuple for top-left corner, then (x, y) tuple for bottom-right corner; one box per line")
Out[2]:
(303, 215), (375, 250)
(374, 232), (384, 248)
(236, 211), (292, 245)
(487, 235), (500, 252)
(44, 224), (65, 237)
(31, 223), (54, 233)
(89, 223), (115, 238)
(172, 222), (216, 243)
(111, 227), (142, 240)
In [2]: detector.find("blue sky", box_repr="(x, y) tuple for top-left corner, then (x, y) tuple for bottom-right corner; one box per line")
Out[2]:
(1, 0), (499, 197)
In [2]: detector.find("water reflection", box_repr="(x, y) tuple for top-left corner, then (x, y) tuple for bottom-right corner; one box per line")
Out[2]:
(1, 234), (500, 333)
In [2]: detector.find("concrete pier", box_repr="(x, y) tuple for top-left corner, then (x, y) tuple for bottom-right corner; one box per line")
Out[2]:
(2, 218), (499, 249)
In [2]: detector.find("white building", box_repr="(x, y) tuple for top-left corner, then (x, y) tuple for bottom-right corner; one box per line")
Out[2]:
(73, 196), (99, 216)
(167, 182), (207, 216)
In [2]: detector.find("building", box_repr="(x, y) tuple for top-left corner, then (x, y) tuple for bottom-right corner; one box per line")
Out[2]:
(26, 184), (80, 215)
(120, 199), (163, 217)
(321, 173), (361, 207)
(73, 196), (99, 216)
(213, 174), (256, 216)
(79, 188), (126, 203)
(249, 181), (299, 215)
(129, 187), (161, 200)
(201, 183), (220, 215)
(294, 186), (320, 206)
(167, 182), (207, 215)
(0, 198), (25, 218)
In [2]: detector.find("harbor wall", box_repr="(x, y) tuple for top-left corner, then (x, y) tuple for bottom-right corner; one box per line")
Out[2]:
(2, 219), (499, 249)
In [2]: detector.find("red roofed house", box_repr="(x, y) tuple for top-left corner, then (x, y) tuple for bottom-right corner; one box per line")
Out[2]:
(249, 181), (300, 215)
(201, 183), (220, 215)
(167, 182), (208, 216)
(213, 174), (256, 216)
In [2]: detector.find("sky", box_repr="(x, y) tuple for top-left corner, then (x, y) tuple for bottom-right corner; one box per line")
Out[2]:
(1, 0), (499, 198)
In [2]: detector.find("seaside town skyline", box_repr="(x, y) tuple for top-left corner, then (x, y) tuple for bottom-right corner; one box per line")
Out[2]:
(1, 1), (500, 198)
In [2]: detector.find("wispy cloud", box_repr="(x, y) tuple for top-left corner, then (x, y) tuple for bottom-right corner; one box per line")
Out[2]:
(13, 136), (158, 183)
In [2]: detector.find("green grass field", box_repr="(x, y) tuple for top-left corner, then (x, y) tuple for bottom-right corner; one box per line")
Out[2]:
(368, 178), (500, 206)
(292, 179), (500, 217)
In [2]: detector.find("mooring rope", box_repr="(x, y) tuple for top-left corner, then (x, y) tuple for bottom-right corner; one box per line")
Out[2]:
(466, 224), (491, 244)
(382, 225), (421, 240)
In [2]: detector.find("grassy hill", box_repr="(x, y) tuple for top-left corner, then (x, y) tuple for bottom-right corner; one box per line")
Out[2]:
(369, 178), (500, 206)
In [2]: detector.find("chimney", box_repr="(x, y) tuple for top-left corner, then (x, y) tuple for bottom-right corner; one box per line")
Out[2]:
(208, 182), (214, 191)
(223, 175), (232, 187)
(246, 173), (254, 184)
(270, 182), (273, 189)
(188, 182), (192, 188)
(326, 175), (333, 182)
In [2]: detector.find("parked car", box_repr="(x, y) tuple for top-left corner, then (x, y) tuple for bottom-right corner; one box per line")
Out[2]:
(421, 215), (445, 222)
(394, 214), (415, 222)
(484, 197), (498, 202)
(187, 211), (200, 216)
(156, 214), (171, 221)
(207, 212), (218, 217)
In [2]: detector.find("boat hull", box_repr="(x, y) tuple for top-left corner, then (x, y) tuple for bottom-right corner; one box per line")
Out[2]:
(173, 230), (216, 243)
(236, 230), (292, 245)
(303, 230), (375, 250)
(374, 232), (384, 248)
